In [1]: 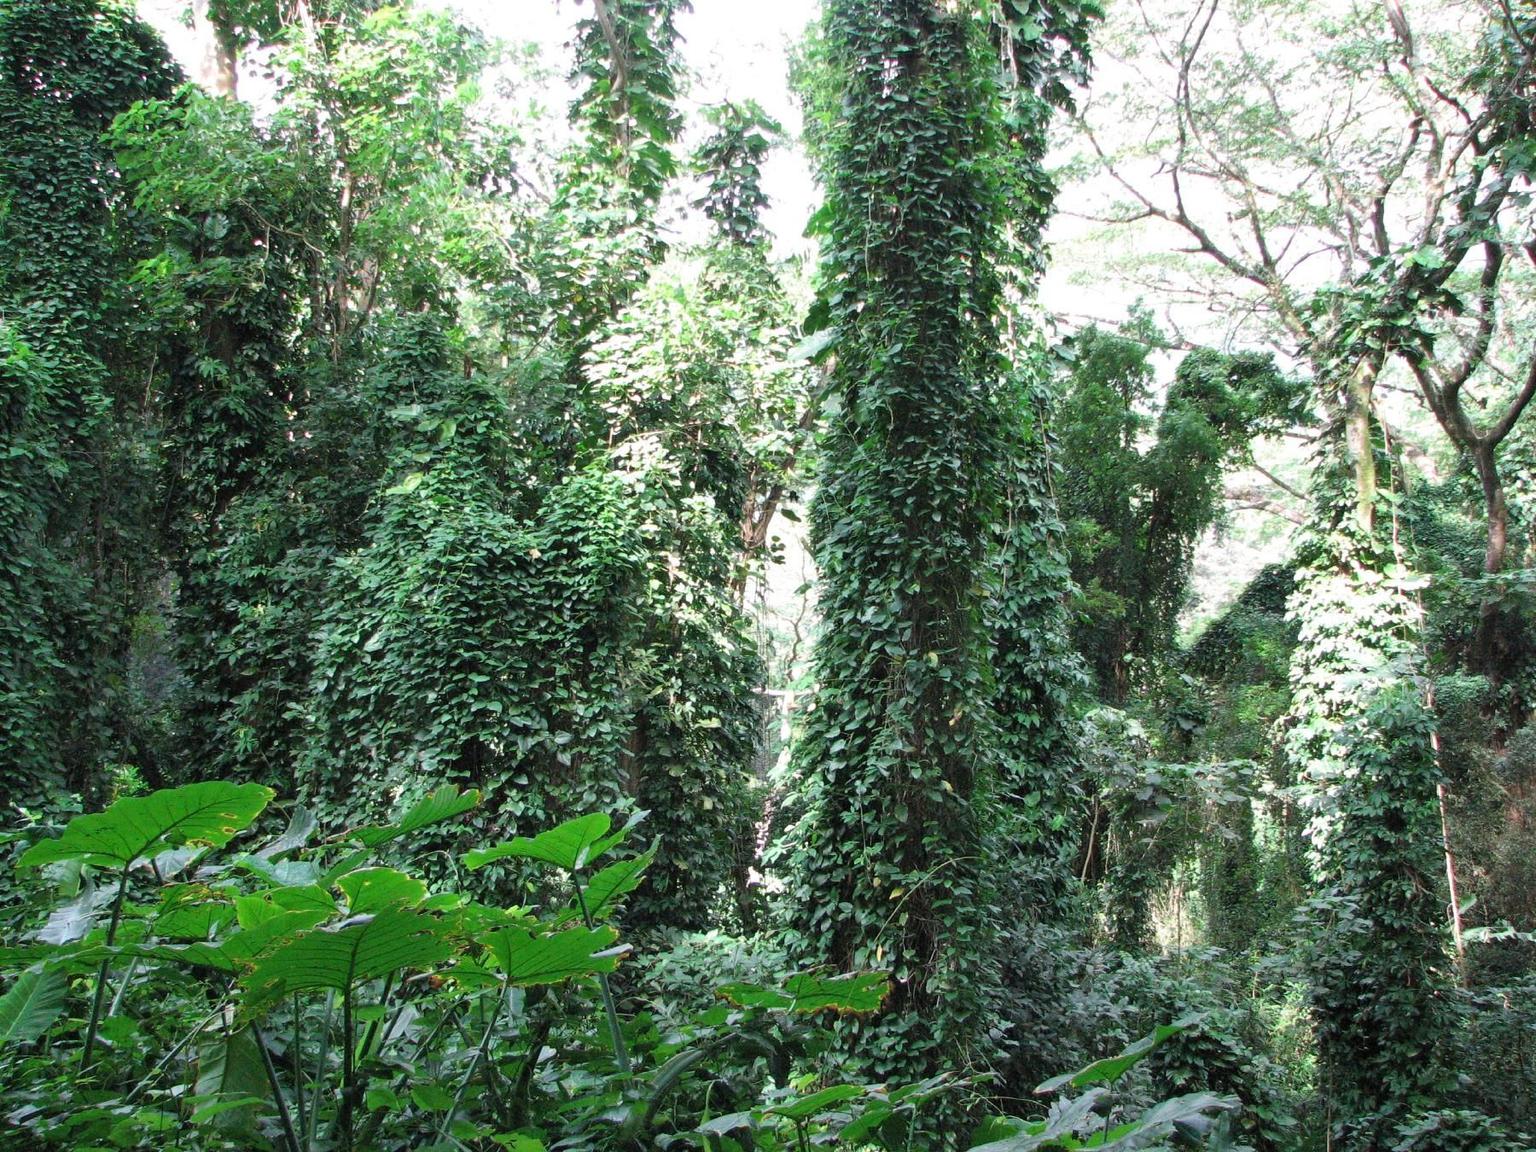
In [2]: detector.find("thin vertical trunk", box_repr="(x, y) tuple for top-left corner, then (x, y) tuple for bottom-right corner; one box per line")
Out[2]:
(1472, 441), (1509, 673)
(1344, 358), (1380, 536)
(190, 0), (238, 98)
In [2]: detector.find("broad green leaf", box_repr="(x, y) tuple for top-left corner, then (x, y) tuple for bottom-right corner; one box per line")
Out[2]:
(253, 806), (318, 860)
(235, 886), (336, 929)
(336, 868), (427, 914)
(968, 1090), (1105, 1150)
(36, 873), (103, 945)
(348, 786), (481, 849)
(0, 966), (67, 1046)
(788, 326), (839, 363)
(411, 1082), (455, 1111)
(1094, 1092), (1237, 1148)
(716, 982), (792, 1011)
(482, 926), (624, 986)
(557, 842), (656, 924)
(241, 910), (455, 1011)
(696, 1112), (756, 1136)
(718, 971), (889, 1015)
(1035, 1017), (1201, 1095)
(130, 908), (331, 973)
(766, 1084), (864, 1121)
(465, 813), (612, 873)
(154, 885), (236, 940)
(193, 1027), (268, 1132)
(19, 782), (273, 871)
(782, 972), (889, 1014)
(492, 1136), (547, 1151)
(236, 854), (323, 889)
(838, 1103), (894, 1143)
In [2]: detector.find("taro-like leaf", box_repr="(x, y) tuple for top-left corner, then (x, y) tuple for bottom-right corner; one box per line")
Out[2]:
(556, 842), (656, 925)
(719, 971), (889, 1015)
(696, 1111), (756, 1136)
(254, 806), (318, 860)
(336, 868), (426, 914)
(133, 907), (332, 973)
(240, 909), (454, 1010)
(19, 782), (273, 871)
(1095, 1091), (1237, 1148)
(968, 1089), (1106, 1150)
(766, 1084), (864, 1121)
(234, 886), (335, 930)
(0, 966), (67, 1046)
(466, 811), (644, 874)
(193, 1026), (268, 1131)
(347, 786), (481, 849)
(154, 885), (236, 941)
(716, 982), (792, 1011)
(1035, 1016), (1203, 1095)
(482, 926), (624, 986)
(35, 873), (105, 945)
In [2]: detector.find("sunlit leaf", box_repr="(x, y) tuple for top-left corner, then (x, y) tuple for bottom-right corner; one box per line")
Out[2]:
(19, 782), (273, 870)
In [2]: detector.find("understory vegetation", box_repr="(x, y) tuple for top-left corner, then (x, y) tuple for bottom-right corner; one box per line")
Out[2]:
(1, 0), (1534, 1149)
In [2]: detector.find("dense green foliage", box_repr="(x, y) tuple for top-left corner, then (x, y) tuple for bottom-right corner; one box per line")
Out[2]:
(3, 0), (1536, 1148)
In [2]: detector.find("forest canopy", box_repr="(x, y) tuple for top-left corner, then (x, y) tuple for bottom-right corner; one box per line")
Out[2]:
(0, 1), (1534, 1150)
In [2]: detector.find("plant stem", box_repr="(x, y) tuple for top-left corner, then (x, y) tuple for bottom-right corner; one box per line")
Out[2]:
(123, 1000), (228, 1104)
(572, 867), (630, 1074)
(354, 973), (394, 1067)
(293, 995), (306, 1143)
(307, 991), (335, 1150)
(106, 957), (138, 1018)
(81, 865), (132, 1070)
(438, 987), (506, 1141)
(256, 1024), (305, 1152)
(341, 984), (356, 1151)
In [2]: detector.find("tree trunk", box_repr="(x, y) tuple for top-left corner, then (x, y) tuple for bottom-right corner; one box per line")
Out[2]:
(1344, 359), (1379, 536)
(190, 0), (238, 98)
(1472, 441), (1510, 674)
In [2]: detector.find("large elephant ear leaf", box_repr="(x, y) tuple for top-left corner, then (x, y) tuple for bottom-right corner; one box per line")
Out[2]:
(347, 786), (481, 849)
(556, 841), (657, 926)
(482, 926), (625, 986)
(1035, 1015), (1203, 1095)
(0, 966), (68, 1047)
(464, 813), (612, 873)
(239, 910), (455, 1014)
(466, 810), (646, 874)
(18, 782), (274, 871)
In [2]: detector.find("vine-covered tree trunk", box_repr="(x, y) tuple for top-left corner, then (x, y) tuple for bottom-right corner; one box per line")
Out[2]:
(779, 0), (1010, 1079)
(1283, 423), (1452, 1142)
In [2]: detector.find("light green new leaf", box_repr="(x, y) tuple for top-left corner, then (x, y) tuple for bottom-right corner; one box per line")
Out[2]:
(0, 966), (68, 1046)
(19, 782), (273, 870)
(482, 926), (624, 986)
(336, 868), (427, 914)
(240, 910), (454, 1011)
(782, 972), (889, 1014)
(348, 786), (481, 849)
(235, 886), (336, 930)
(1035, 1015), (1202, 1095)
